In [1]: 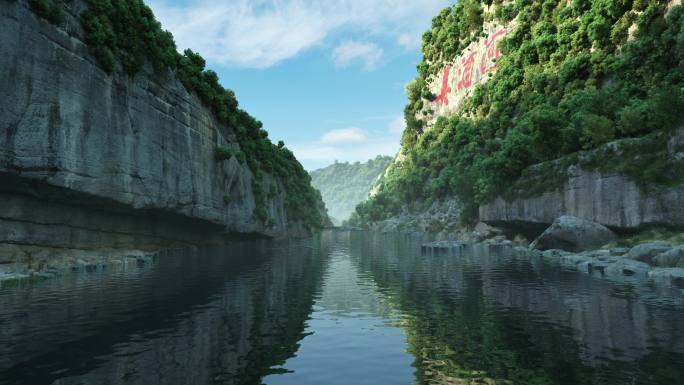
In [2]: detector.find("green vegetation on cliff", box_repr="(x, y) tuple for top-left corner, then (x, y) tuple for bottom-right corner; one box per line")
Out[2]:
(26, 0), (325, 229)
(28, 0), (63, 23)
(357, 0), (684, 225)
(309, 156), (392, 225)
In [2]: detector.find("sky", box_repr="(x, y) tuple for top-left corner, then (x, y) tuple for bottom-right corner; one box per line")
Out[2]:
(147, 0), (453, 170)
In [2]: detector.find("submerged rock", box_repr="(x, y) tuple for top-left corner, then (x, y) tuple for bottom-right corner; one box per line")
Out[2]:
(578, 249), (612, 258)
(652, 246), (684, 268)
(558, 253), (593, 268)
(0, 243), (160, 278)
(541, 249), (572, 259)
(609, 247), (629, 255)
(421, 241), (466, 257)
(577, 257), (622, 275)
(530, 216), (617, 252)
(624, 242), (672, 264)
(648, 268), (684, 287)
(603, 259), (652, 278)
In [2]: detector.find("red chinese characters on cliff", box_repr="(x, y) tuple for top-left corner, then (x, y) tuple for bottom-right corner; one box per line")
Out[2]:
(480, 29), (507, 75)
(435, 67), (452, 106)
(434, 28), (509, 107)
(457, 52), (477, 91)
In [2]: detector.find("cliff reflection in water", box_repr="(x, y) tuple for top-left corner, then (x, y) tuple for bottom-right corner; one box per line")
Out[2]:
(1, 230), (684, 385)
(349, 232), (684, 385)
(0, 236), (331, 385)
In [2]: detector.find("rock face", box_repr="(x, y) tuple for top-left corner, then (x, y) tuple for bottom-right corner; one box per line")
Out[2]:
(530, 216), (617, 252)
(0, 0), (319, 260)
(479, 129), (684, 231)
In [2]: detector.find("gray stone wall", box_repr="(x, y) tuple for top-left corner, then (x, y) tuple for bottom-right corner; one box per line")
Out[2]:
(0, 0), (307, 253)
(480, 129), (684, 231)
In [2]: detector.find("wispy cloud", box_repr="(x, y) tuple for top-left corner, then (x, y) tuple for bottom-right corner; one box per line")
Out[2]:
(147, 0), (451, 69)
(396, 33), (420, 50)
(331, 41), (383, 71)
(291, 117), (404, 169)
(292, 141), (399, 164)
(320, 127), (367, 144)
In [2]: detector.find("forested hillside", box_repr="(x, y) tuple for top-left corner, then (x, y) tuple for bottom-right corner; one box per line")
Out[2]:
(310, 156), (392, 225)
(356, 0), (684, 226)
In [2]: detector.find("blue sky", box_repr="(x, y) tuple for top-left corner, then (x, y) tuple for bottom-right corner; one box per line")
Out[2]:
(147, 0), (453, 170)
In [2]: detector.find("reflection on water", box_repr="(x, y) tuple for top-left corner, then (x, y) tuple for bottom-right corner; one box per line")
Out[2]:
(1, 230), (683, 385)
(350, 232), (684, 385)
(0, 237), (330, 385)
(263, 234), (414, 385)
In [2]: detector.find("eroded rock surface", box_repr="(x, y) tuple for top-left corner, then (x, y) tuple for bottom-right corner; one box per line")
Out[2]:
(530, 216), (617, 252)
(625, 242), (672, 264)
(653, 246), (684, 268)
(480, 130), (684, 231)
(0, 0), (319, 268)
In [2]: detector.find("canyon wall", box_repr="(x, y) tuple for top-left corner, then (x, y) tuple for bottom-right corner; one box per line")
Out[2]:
(480, 129), (684, 232)
(0, 0), (318, 263)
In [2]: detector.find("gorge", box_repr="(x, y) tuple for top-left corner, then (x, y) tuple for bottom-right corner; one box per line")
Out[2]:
(1, 0), (684, 384)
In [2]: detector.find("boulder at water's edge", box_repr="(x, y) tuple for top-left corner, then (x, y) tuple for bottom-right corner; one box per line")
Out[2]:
(531, 216), (617, 252)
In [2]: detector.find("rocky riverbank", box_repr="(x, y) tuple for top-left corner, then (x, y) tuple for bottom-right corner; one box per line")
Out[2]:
(0, 245), (159, 286)
(421, 215), (684, 289)
(529, 246), (684, 287)
(421, 240), (684, 288)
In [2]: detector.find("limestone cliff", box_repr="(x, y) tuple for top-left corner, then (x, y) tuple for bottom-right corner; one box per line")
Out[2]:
(0, 0), (327, 259)
(356, 0), (684, 236)
(480, 129), (684, 232)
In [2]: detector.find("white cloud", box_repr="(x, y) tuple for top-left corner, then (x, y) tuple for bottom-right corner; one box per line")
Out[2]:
(291, 140), (399, 169)
(320, 127), (367, 144)
(147, 0), (451, 69)
(332, 41), (383, 71)
(290, 116), (405, 169)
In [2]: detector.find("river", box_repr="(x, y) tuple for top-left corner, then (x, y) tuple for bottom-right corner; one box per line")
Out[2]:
(1, 230), (683, 385)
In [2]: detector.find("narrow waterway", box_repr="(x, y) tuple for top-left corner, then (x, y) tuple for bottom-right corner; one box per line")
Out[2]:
(1, 231), (683, 385)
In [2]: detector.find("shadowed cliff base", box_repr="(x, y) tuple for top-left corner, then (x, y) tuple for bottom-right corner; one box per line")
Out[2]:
(0, 171), (277, 277)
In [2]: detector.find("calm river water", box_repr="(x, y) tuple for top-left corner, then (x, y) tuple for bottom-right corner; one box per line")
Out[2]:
(1, 230), (683, 385)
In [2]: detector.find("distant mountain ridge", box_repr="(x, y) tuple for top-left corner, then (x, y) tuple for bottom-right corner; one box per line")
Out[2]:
(310, 156), (393, 225)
